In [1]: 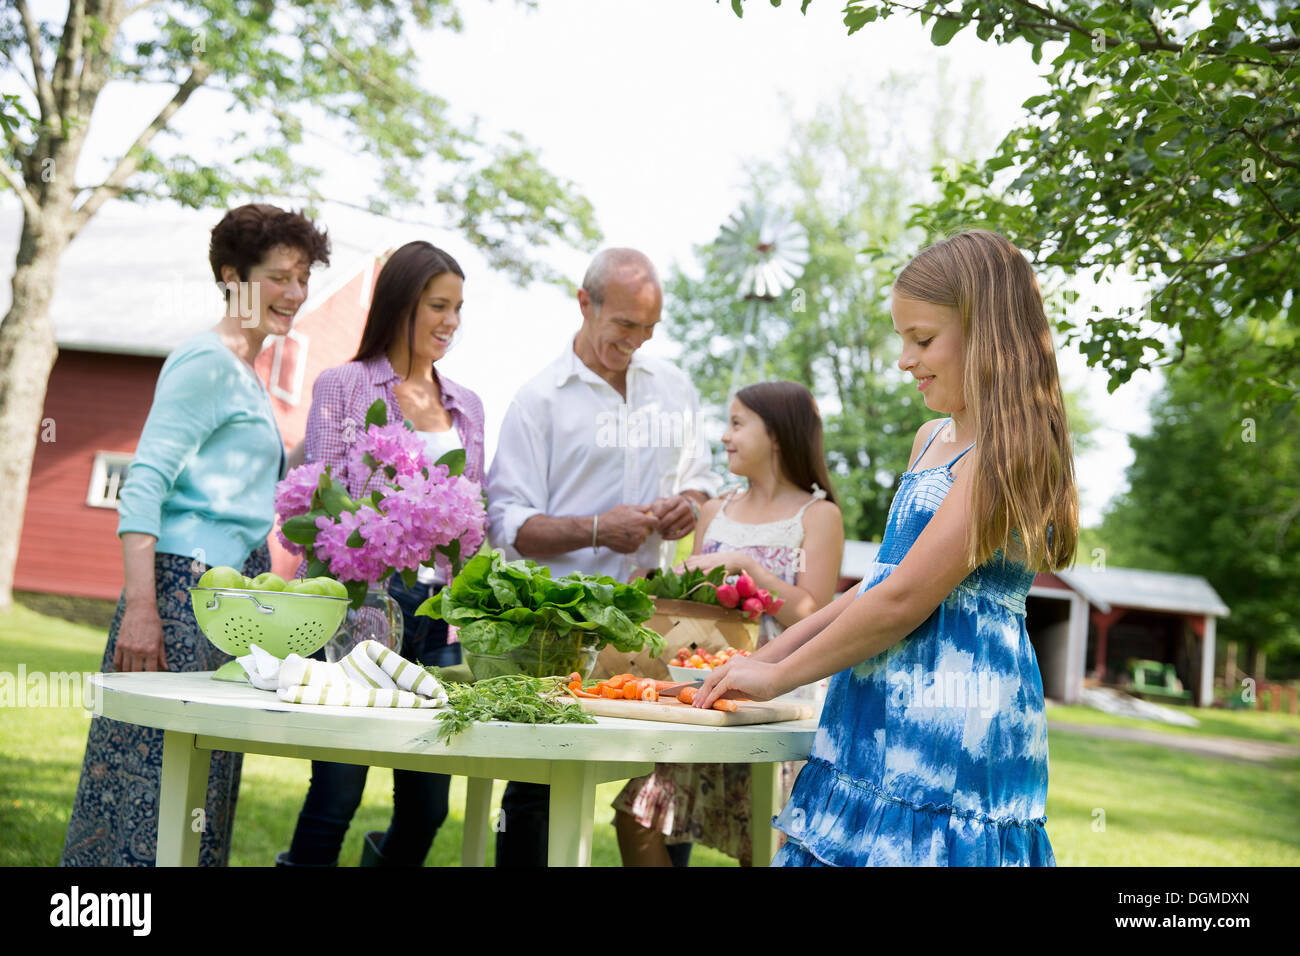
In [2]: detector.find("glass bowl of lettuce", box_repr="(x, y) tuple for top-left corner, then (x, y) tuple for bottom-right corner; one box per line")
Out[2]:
(461, 630), (600, 681)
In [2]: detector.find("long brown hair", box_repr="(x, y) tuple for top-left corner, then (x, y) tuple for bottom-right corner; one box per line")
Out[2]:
(893, 229), (1078, 571)
(734, 381), (837, 505)
(353, 241), (464, 375)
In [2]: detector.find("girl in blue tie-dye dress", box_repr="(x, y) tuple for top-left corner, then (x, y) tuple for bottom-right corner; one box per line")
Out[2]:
(692, 230), (1079, 866)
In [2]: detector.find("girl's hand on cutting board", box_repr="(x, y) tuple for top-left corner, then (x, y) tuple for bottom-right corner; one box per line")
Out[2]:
(693, 655), (783, 709)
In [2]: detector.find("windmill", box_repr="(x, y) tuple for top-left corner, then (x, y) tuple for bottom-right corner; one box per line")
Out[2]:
(713, 201), (810, 398)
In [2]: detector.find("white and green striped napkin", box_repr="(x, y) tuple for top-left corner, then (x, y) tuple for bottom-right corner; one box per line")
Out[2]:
(240, 640), (447, 708)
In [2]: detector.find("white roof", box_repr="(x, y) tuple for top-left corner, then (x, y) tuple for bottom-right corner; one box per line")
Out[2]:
(1054, 566), (1229, 617)
(0, 200), (387, 356)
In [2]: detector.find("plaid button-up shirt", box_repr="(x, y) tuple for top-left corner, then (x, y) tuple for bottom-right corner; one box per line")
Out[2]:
(304, 353), (486, 497)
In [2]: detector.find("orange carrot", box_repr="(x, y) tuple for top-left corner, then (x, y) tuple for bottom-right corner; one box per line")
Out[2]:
(640, 684), (659, 702)
(605, 675), (629, 690)
(677, 686), (697, 705)
(712, 699), (739, 712)
(601, 684), (624, 699)
(622, 681), (642, 700)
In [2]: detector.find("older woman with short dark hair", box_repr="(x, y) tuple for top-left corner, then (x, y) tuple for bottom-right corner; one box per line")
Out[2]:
(60, 204), (330, 867)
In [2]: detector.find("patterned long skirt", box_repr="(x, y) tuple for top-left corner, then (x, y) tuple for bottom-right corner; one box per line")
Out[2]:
(60, 545), (270, 867)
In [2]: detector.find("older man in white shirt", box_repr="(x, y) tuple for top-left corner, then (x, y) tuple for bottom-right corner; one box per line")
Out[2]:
(486, 247), (720, 866)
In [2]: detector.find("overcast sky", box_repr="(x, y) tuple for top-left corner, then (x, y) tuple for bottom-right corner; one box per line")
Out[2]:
(4, 0), (1165, 527)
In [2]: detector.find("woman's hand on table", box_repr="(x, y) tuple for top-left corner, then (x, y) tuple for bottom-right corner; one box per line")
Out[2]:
(113, 602), (169, 673)
(692, 654), (785, 708)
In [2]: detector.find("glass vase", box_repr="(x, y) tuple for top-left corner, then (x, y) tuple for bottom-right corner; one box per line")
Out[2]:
(325, 584), (403, 662)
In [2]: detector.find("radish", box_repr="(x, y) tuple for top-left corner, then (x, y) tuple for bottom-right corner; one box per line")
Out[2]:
(741, 596), (763, 619)
(715, 583), (740, 608)
(735, 573), (757, 599)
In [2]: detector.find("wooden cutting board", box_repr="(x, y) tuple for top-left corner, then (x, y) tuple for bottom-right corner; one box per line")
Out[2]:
(576, 696), (813, 726)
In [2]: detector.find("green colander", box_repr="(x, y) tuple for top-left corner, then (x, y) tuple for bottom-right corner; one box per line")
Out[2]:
(189, 587), (349, 660)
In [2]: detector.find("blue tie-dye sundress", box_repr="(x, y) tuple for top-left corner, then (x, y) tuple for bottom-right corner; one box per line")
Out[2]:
(772, 420), (1055, 867)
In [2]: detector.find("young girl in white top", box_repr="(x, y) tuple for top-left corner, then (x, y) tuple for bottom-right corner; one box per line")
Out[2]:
(613, 381), (845, 866)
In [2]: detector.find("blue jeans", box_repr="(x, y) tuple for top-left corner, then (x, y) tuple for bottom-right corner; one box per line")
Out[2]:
(285, 576), (459, 865)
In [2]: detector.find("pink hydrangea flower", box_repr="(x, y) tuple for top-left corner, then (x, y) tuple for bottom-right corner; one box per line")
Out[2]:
(275, 461), (327, 518)
(347, 423), (431, 492)
(278, 418), (486, 589)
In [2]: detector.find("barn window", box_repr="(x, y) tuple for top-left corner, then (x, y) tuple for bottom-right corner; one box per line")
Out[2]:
(87, 452), (134, 509)
(269, 327), (309, 405)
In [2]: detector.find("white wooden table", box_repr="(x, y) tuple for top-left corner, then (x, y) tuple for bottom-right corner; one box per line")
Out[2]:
(88, 672), (817, 867)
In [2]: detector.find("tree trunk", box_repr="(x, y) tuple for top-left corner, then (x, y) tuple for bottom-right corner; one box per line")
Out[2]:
(1224, 640), (1238, 685)
(0, 212), (73, 608)
(1252, 647), (1267, 682)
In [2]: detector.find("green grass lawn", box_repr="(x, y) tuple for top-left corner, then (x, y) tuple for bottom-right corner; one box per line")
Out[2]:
(1045, 700), (1300, 745)
(3, 601), (1298, 866)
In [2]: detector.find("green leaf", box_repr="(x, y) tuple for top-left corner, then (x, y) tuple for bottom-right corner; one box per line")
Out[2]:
(400, 567), (418, 589)
(365, 398), (389, 430)
(345, 529), (365, 548)
(434, 447), (467, 477)
(319, 484), (357, 518)
(845, 5), (878, 34)
(930, 17), (961, 46)
(281, 515), (321, 545)
(414, 591), (446, 620)
(344, 579), (369, 610)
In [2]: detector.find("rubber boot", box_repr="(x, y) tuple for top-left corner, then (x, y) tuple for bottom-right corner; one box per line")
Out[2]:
(275, 850), (337, 867)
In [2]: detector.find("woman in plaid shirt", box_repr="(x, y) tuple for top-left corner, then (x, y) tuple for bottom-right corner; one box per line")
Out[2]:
(277, 241), (485, 867)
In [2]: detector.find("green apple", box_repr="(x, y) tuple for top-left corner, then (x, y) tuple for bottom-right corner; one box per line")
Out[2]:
(248, 572), (288, 592)
(197, 566), (246, 590)
(286, 578), (328, 595)
(316, 577), (349, 599)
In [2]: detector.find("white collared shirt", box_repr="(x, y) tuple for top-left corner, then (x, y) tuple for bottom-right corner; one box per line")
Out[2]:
(486, 340), (721, 581)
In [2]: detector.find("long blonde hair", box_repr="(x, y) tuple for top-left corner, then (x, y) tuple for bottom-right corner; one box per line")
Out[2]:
(893, 230), (1078, 572)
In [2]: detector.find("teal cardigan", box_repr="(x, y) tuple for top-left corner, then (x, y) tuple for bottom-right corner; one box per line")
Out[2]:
(117, 331), (286, 569)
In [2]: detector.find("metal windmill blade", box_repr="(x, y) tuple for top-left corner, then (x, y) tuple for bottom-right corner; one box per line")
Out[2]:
(715, 202), (810, 301)
(714, 201), (809, 396)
